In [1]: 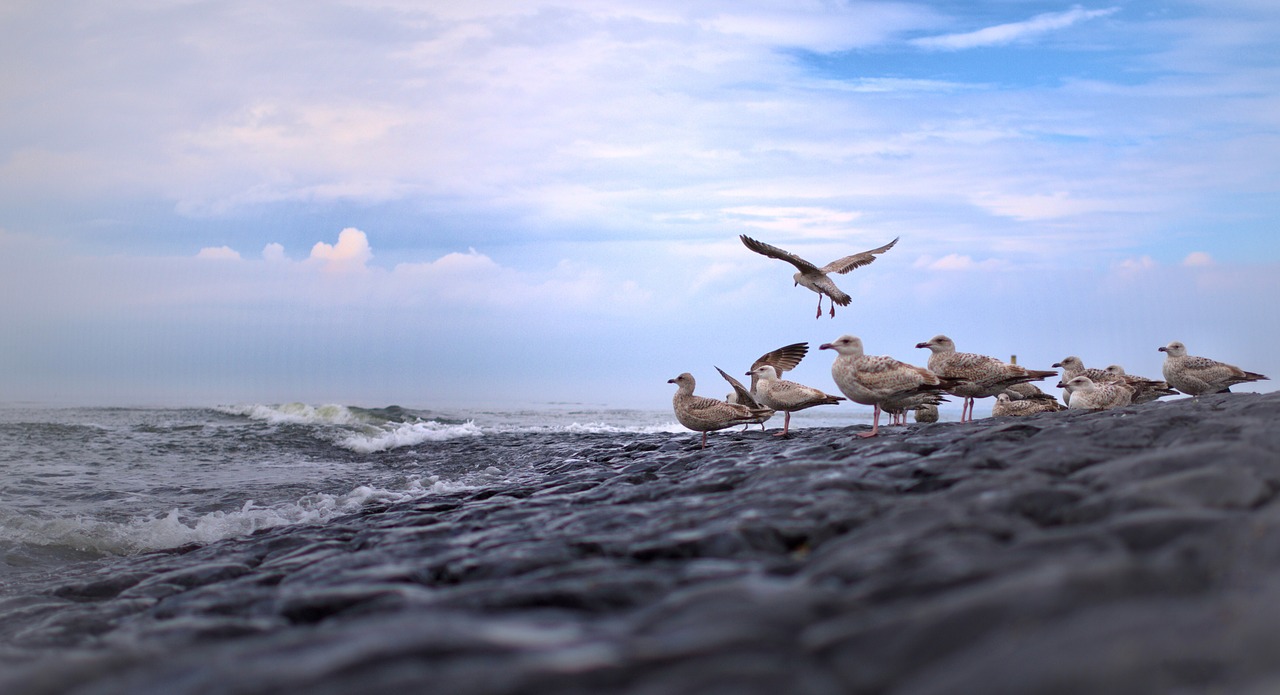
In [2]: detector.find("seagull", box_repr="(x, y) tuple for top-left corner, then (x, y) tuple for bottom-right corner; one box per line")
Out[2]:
(669, 373), (772, 448)
(1102, 365), (1178, 404)
(717, 342), (809, 430)
(881, 391), (950, 426)
(739, 234), (899, 318)
(913, 403), (940, 423)
(820, 335), (957, 438)
(747, 365), (844, 436)
(992, 392), (1065, 417)
(1158, 341), (1269, 395)
(1001, 382), (1062, 404)
(1057, 375), (1134, 411)
(1051, 356), (1111, 406)
(917, 335), (1057, 423)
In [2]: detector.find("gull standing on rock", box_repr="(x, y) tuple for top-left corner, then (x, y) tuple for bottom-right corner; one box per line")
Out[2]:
(992, 392), (1065, 417)
(917, 335), (1058, 423)
(820, 335), (957, 438)
(669, 373), (772, 448)
(913, 403), (940, 423)
(1102, 365), (1179, 404)
(1051, 356), (1111, 406)
(1058, 375), (1135, 411)
(1001, 382), (1064, 407)
(739, 234), (899, 319)
(881, 392), (950, 426)
(747, 365), (844, 436)
(1158, 341), (1270, 395)
(716, 342), (810, 430)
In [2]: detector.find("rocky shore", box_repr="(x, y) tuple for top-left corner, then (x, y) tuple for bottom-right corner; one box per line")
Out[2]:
(4, 392), (1280, 694)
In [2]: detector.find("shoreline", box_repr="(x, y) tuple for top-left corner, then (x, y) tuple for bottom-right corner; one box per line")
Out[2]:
(4, 391), (1280, 694)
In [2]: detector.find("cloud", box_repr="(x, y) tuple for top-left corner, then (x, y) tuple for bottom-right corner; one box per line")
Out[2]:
(196, 246), (241, 261)
(1117, 255), (1158, 272)
(722, 206), (863, 238)
(308, 228), (372, 271)
(911, 6), (1120, 51)
(913, 254), (1009, 271)
(969, 191), (1135, 221)
(701, 4), (937, 53)
(391, 248), (650, 312)
(1183, 251), (1214, 267)
(263, 243), (287, 262)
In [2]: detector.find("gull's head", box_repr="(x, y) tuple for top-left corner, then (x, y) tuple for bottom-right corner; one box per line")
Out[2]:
(996, 393), (1012, 403)
(1060, 375), (1095, 392)
(1053, 356), (1083, 370)
(915, 335), (953, 353)
(819, 335), (863, 356)
(1104, 365), (1127, 376)
(748, 365), (780, 381)
(1159, 341), (1186, 357)
(668, 373), (695, 391)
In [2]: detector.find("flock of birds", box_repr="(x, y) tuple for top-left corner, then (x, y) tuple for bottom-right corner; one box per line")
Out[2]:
(668, 236), (1270, 447)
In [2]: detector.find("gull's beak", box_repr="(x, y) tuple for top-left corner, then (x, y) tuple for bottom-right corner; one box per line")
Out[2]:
(914, 342), (929, 349)
(819, 343), (832, 350)
(1157, 347), (1167, 353)
(1052, 362), (1062, 368)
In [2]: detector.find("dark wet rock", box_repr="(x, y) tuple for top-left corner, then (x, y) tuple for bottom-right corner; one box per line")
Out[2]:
(4, 392), (1280, 694)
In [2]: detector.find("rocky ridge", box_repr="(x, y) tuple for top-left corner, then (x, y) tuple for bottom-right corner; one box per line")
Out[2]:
(3, 392), (1280, 694)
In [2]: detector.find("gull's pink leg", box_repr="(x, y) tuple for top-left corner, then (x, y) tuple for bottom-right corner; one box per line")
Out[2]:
(774, 411), (791, 436)
(857, 405), (881, 438)
(815, 296), (823, 319)
(701, 432), (708, 448)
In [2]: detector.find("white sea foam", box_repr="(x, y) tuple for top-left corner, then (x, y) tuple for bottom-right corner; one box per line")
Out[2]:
(0, 475), (475, 556)
(217, 402), (685, 452)
(338, 420), (484, 453)
(216, 403), (367, 426)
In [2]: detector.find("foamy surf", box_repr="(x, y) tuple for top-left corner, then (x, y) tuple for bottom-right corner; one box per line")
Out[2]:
(217, 403), (685, 452)
(339, 420), (484, 453)
(216, 403), (369, 427)
(0, 475), (475, 556)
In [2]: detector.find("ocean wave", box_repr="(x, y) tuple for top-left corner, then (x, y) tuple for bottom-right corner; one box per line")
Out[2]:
(0, 475), (474, 556)
(217, 403), (483, 453)
(217, 403), (689, 452)
(338, 420), (484, 453)
(216, 403), (368, 427)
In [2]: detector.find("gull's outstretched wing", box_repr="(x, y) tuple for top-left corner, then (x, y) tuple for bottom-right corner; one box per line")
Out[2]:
(822, 237), (899, 275)
(739, 235), (820, 274)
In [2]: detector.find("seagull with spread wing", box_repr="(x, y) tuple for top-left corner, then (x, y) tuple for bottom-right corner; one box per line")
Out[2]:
(739, 234), (899, 318)
(716, 341), (809, 430)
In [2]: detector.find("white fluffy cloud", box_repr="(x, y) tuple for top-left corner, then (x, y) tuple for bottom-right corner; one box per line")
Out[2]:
(196, 246), (241, 261)
(309, 227), (373, 271)
(1183, 251), (1214, 266)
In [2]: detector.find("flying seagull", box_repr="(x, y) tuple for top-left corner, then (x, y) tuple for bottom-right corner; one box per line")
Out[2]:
(740, 234), (899, 318)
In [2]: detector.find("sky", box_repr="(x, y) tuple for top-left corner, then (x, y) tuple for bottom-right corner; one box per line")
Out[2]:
(1, 0), (1278, 410)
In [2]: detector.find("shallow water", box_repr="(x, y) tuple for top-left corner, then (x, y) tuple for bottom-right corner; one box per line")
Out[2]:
(0, 404), (676, 575)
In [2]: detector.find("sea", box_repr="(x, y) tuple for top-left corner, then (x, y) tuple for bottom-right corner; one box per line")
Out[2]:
(0, 402), (883, 592)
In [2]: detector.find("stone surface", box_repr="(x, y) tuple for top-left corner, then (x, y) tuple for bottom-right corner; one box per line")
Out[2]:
(3, 392), (1280, 693)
